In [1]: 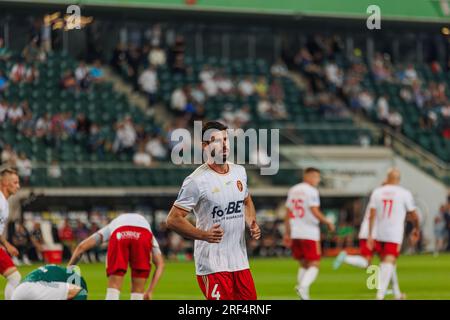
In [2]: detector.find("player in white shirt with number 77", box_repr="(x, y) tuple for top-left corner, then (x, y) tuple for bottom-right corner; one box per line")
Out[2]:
(367, 168), (419, 300)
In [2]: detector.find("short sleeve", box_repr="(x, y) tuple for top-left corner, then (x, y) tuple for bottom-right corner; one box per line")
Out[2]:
(243, 169), (249, 198)
(309, 188), (320, 207)
(368, 191), (377, 209)
(152, 237), (162, 256)
(96, 225), (111, 243)
(405, 191), (416, 212)
(285, 188), (293, 209)
(173, 177), (200, 212)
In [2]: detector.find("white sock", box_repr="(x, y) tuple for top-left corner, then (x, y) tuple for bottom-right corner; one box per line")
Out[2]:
(377, 263), (394, 300)
(344, 255), (369, 268)
(300, 266), (318, 290)
(130, 293), (144, 300)
(391, 266), (401, 298)
(297, 268), (306, 287)
(105, 288), (120, 300)
(4, 271), (21, 300)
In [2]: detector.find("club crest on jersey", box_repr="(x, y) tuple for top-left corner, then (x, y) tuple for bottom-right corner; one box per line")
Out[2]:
(237, 180), (243, 192)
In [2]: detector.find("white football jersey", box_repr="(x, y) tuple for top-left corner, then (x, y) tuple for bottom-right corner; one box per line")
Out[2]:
(0, 191), (9, 235)
(358, 204), (377, 240)
(174, 162), (249, 276)
(96, 213), (161, 255)
(285, 182), (321, 241)
(368, 184), (415, 244)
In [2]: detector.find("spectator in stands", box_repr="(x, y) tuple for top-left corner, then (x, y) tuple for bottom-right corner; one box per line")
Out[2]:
(270, 58), (288, 78)
(113, 117), (137, 156)
(35, 112), (51, 137)
(19, 111), (35, 138)
(145, 133), (168, 161)
(75, 113), (91, 135)
(88, 123), (105, 158)
(431, 60), (442, 74)
(234, 104), (252, 127)
(74, 220), (90, 263)
(90, 59), (104, 82)
(0, 98), (8, 123)
(254, 76), (268, 98)
(199, 65), (215, 83)
(272, 99), (288, 120)
(63, 112), (77, 137)
(191, 83), (206, 106)
(16, 152), (32, 186)
(138, 65), (159, 106)
(202, 73), (219, 97)
(169, 35), (186, 74)
(216, 73), (234, 95)
(75, 60), (90, 90)
(257, 99), (272, 120)
(357, 90), (375, 113)
(133, 143), (152, 167)
(238, 76), (255, 97)
(60, 69), (77, 91)
(7, 102), (23, 125)
(171, 86), (188, 112)
(0, 70), (8, 92)
(25, 63), (39, 83)
(376, 94), (390, 123)
(29, 222), (44, 262)
(325, 60), (343, 89)
(22, 37), (46, 63)
(148, 45), (166, 67)
(9, 60), (27, 83)
(48, 160), (62, 179)
(59, 218), (74, 258)
(404, 63), (418, 85)
(269, 78), (285, 101)
(387, 110), (403, 132)
(10, 222), (32, 266)
(0, 37), (11, 61)
(371, 52), (392, 82)
(1, 144), (16, 165)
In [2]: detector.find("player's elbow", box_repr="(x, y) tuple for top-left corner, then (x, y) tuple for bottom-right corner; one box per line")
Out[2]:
(166, 210), (180, 230)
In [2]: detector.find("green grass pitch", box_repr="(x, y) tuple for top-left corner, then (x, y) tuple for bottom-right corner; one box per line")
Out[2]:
(1, 254), (450, 300)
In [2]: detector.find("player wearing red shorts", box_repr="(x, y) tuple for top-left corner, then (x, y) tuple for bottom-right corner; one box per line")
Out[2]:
(283, 168), (335, 300)
(367, 168), (419, 300)
(167, 121), (261, 300)
(0, 166), (21, 300)
(69, 213), (164, 300)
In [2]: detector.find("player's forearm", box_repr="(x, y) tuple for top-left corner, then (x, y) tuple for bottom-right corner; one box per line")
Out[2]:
(311, 208), (329, 225)
(0, 234), (8, 246)
(368, 209), (376, 238)
(284, 211), (291, 237)
(167, 214), (207, 241)
(244, 195), (257, 226)
(69, 237), (96, 265)
(147, 257), (164, 293)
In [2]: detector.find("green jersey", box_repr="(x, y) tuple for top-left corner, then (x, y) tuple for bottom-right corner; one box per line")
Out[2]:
(23, 264), (88, 300)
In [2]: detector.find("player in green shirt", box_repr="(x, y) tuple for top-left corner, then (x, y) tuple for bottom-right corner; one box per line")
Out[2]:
(11, 264), (88, 300)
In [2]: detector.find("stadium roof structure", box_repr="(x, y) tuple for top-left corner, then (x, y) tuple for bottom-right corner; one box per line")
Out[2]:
(1, 0), (450, 24)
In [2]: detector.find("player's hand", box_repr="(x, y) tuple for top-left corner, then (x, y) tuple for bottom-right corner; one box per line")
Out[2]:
(410, 228), (420, 244)
(144, 291), (153, 300)
(367, 236), (374, 250)
(6, 243), (19, 257)
(326, 220), (336, 233)
(249, 221), (261, 240)
(283, 234), (292, 248)
(203, 224), (224, 243)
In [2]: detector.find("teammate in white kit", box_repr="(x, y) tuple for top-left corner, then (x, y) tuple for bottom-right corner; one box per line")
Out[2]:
(367, 168), (419, 300)
(333, 183), (405, 298)
(283, 168), (335, 300)
(0, 166), (21, 300)
(69, 213), (165, 300)
(167, 121), (261, 300)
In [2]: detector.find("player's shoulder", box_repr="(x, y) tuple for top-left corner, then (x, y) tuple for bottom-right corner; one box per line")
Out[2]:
(185, 164), (209, 181)
(228, 162), (246, 175)
(289, 182), (316, 193)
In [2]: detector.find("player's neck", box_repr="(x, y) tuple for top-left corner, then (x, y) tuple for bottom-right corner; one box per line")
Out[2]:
(0, 188), (9, 199)
(207, 162), (229, 174)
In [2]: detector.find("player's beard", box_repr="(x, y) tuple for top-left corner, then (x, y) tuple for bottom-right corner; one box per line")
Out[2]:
(210, 149), (228, 164)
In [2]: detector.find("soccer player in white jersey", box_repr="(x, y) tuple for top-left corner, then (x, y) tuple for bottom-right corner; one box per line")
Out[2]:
(166, 121), (261, 300)
(69, 213), (165, 300)
(333, 186), (405, 299)
(283, 167), (335, 300)
(0, 166), (21, 300)
(367, 168), (419, 300)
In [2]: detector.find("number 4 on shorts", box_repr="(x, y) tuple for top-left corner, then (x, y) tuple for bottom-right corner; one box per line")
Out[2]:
(211, 284), (221, 300)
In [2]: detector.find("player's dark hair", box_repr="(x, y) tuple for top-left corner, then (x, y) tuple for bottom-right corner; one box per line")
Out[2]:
(202, 121), (228, 142)
(304, 167), (320, 175)
(0, 166), (18, 177)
